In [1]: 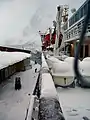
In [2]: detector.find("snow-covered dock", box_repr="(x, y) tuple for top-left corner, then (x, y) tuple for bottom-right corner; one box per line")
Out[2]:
(0, 62), (40, 120)
(0, 51), (31, 83)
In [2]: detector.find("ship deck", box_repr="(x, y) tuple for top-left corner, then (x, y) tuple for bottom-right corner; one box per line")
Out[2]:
(57, 87), (90, 120)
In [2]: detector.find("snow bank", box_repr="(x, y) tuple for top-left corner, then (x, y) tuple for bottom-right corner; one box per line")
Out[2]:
(41, 73), (58, 99)
(0, 51), (31, 70)
(52, 61), (74, 76)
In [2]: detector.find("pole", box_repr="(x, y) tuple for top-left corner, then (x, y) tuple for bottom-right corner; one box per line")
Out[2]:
(49, 28), (52, 46)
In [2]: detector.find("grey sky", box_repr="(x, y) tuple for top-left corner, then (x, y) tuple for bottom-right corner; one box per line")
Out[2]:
(0, 0), (86, 46)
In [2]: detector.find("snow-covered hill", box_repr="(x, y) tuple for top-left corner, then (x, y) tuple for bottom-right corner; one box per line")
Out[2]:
(0, 0), (85, 47)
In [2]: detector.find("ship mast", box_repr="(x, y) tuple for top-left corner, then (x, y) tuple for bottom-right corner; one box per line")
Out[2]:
(54, 5), (69, 56)
(49, 27), (52, 46)
(54, 6), (63, 56)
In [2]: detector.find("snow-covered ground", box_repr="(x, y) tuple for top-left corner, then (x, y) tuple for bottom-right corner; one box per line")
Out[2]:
(0, 62), (40, 120)
(57, 87), (90, 120)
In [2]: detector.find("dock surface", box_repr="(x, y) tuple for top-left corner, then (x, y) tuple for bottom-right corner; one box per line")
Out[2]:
(0, 63), (40, 120)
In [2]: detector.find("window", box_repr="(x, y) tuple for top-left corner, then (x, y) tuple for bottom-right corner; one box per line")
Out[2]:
(85, 45), (89, 57)
(83, 3), (87, 15)
(75, 12), (79, 22)
(80, 46), (83, 58)
(69, 32), (70, 38)
(71, 30), (73, 37)
(69, 17), (75, 27)
(78, 22), (82, 33)
(67, 33), (68, 39)
(80, 7), (84, 18)
(69, 18), (72, 27)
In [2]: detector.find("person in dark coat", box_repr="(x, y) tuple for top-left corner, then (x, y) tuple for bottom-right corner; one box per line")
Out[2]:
(15, 77), (21, 90)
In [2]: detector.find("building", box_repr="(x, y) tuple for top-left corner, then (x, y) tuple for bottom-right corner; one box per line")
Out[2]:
(0, 46), (31, 54)
(62, 0), (90, 59)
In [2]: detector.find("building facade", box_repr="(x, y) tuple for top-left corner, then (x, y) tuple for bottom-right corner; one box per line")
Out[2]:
(62, 0), (90, 59)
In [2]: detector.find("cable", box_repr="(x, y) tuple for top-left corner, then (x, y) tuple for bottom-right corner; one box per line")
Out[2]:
(74, 1), (90, 88)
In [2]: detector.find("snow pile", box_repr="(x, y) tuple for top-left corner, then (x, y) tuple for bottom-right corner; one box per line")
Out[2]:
(83, 57), (90, 62)
(61, 55), (68, 61)
(47, 56), (61, 68)
(0, 51), (31, 69)
(52, 61), (74, 76)
(80, 60), (90, 76)
(64, 57), (81, 74)
(41, 73), (58, 99)
(64, 57), (81, 63)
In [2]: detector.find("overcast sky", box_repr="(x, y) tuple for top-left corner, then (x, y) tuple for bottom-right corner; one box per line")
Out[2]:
(0, 0), (86, 47)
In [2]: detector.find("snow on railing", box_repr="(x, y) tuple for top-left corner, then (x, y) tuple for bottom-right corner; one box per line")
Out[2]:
(40, 53), (65, 120)
(41, 73), (58, 99)
(26, 95), (39, 120)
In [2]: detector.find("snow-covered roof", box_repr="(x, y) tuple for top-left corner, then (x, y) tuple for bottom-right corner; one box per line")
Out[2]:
(0, 51), (31, 70)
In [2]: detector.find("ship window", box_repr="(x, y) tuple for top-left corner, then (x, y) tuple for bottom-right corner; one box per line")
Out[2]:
(85, 45), (89, 57)
(83, 4), (87, 15)
(71, 30), (73, 37)
(75, 12), (79, 22)
(80, 7), (84, 18)
(80, 46), (83, 58)
(69, 32), (70, 38)
(73, 16), (75, 25)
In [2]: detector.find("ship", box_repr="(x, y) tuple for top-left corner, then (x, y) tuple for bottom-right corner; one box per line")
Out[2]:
(40, 0), (90, 119)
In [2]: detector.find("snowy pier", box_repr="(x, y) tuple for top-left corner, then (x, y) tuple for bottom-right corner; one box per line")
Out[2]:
(0, 51), (40, 120)
(0, 51), (31, 84)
